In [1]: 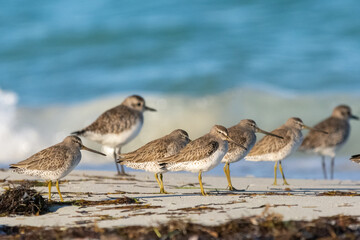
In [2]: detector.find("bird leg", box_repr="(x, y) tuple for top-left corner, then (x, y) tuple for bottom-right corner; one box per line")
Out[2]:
(273, 162), (278, 186)
(224, 162), (236, 191)
(113, 150), (121, 175)
(159, 173), (168, 194)
(279, 161), (289, 185)
(198, 171), (208, 196)
(155, 173), (161, 186)
(330, 157), (335, 180)
(47, 181), (52, 201)
(322, 156), (327, 179)
(56, 180), (64, 202)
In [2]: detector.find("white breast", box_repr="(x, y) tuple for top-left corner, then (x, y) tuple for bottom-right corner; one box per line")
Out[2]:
(246, 132), (303, 162)
(85, 120), (143, 148)
(168, 142), (228, 173)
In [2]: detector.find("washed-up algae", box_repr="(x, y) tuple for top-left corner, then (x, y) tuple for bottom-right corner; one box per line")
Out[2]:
(0, 183), (48, 216)
(0, 184), (139, 216)
(1, 214), (359, 239)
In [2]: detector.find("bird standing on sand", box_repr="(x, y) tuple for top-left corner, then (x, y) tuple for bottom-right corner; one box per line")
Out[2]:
(10, 136), (106, 202)
(222, 119), (283, 191)
(72, 95), (156, 175)
(299, 105), (358, 179)
(159, 125), (247, 196)
(245, 118), (327, 185)
(117, 129), (190, 194)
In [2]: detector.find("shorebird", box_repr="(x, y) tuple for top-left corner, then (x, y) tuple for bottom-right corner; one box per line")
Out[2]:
(222, 119), (283, 190)
(117, 129), (190, 194)
(159, 125), (247, 196)
(72, 95), (156, 175)
(10, 136), (106, 202)
(299, 105), (358, 179)
(245, 118), (327, 185)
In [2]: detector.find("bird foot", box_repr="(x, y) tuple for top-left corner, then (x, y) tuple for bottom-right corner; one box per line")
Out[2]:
(227, 185), (238, 191)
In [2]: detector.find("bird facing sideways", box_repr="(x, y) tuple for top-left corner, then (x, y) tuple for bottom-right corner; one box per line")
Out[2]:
(299, 105), (358, 179)
(72, 95), (156, 175)
(222, 119), (283, 191)
(246, 117), (327, 185)
(117, 129), (190, 194)
(159, 125), (246, 196)
(10, 136), (106, 202)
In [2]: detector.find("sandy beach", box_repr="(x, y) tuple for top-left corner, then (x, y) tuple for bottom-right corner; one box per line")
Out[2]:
(1, 169), (360, 230)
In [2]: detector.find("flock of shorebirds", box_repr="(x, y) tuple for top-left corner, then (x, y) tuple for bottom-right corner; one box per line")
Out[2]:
(9, 95), (359, 201)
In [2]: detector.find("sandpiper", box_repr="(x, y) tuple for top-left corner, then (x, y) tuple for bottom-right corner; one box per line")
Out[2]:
(117, 129), (190, 194)
(299, 105), (358, 179)
(350, 154), (360, 164)
(245, 118), (327, 185)
(10, 136), (106, 202)
(222, 119), (283, 190)
(159, 125), (246, 196)
(72, 95), (156, 175)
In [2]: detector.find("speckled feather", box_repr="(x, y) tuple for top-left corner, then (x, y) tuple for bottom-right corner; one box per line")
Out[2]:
(247, 128), (293, 157)
(159, 135), (220, 164)
(80, 105), (143, 135)
(223, 122), (256, 163)
(300, 117), (349, 151)
(350, 154), (360, 164)
(118, 129), (190, 164)
(10, 136), (82, 180)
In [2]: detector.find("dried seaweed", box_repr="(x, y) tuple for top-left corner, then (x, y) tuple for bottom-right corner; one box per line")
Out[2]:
(317, 191), (360, 196)
(0, 183), (48, 216)
(1, 214), (359, 239)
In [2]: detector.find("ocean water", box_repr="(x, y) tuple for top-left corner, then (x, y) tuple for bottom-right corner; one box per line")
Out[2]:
(0, 0), (360, 180)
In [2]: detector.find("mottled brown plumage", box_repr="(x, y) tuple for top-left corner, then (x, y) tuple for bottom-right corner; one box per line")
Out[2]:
(72, 95), (156, 175)
(118, 129), (190, 165)
(117, 129), (190, 193)
(222, 119), (283, 190)
(159, 125), (243, 196)
(299, 105), (358, 179)
(10, 136), (105, 201)
(160, 125), (229, 165)
(82, 105), (143, 135)
(350, 154), (360, 164)
(245, 118), (313, 185)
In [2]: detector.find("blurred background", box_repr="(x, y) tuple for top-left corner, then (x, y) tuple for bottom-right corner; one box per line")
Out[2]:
(0, 0), (359, 179)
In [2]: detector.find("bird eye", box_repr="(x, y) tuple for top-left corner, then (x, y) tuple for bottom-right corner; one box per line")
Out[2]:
(137, 103), (141, 106)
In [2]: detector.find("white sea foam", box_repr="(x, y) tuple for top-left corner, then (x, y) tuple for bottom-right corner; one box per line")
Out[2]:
(1, 88), (360, 179)
(0, 89), (40, 162)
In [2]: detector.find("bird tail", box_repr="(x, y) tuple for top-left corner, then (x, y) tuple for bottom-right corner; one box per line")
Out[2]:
(159, 162), (167, 171)
(71, 129), (86, 136)
(350, 154), (360, 163)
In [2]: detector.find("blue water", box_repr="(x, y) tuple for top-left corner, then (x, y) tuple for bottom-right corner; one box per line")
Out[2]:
(0, 0), (360, 106)
(0, 0), (360, 179)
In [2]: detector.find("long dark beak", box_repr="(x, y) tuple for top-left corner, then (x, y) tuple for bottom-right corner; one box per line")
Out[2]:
(350, 114), (359, 120)
(224, 135), (247, 150)
(256, 127), (283, 139)
(145, 105), (156, 111)
(303, 124), (328, 134)
(81, 145), (106, 156)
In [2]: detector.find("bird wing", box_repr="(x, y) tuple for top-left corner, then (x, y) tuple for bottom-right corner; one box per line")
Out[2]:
(159, 136), (219, 164)
(248, 128), (291, 156)
(118, 138), (170, 163)
(350, 154), (360, 163)
(83, 105), (142, 135)
(10, 145), (72, 171)
(300, 117), (348, 150)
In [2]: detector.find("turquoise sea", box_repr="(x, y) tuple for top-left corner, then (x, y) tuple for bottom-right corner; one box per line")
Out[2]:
(0, 0), (359, 180)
